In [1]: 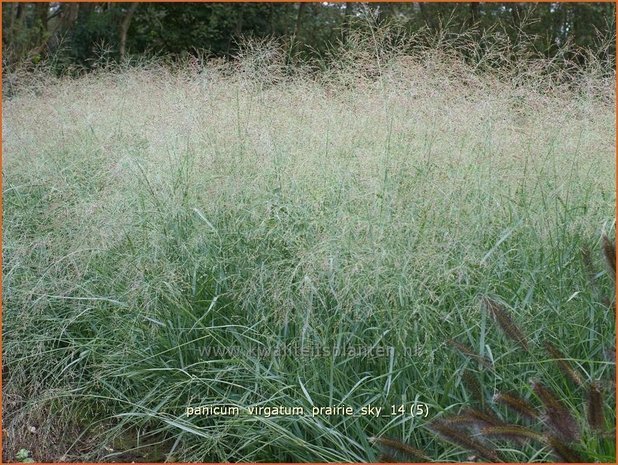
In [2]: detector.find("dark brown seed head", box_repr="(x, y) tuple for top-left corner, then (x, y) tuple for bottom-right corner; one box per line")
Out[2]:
(378, 454), (399, 463)
(493, 391), (539, 421)
(547, 435), (585, 463)
(602, 234), (616, 281)
(587, 381), (605, 432)
(443, 408), (505, 432)
(460, 408), (506, 427)
(428, 419), (503, 463)
(377, 453), (399, 463)
(581, 245), (596, 286)
(369, 436), (429, 462)
(481, 297), (529, 351)
(461, 369), (485, 407)
(543, 341), (584, 387)
(480, 425), (546, 445)
(531, 381), (581, 442)
(447, 339), (494, 370)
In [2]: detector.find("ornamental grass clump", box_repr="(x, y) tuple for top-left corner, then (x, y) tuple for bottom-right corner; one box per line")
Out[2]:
(372, 235), (616, 462)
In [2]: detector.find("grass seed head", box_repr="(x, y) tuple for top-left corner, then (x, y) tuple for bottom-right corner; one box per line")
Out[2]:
(587, 381), (605, 432)
(602, 234), (616, 281)
(428, 419), (503, 463)
(493, 391), (540, 421)
(532, 380), (581, 442)
(479, 425), (546, 445)
(543, 341), (584, 387)
(461, 370), (485, 407)
(481, 297), (529, 351)
(369, 436), (429, 462)
(448, 339), (494, 370)
(547, 435), (586, 463)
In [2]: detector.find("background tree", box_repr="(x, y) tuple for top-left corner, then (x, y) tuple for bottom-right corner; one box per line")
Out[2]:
(2, 2), (615, 72)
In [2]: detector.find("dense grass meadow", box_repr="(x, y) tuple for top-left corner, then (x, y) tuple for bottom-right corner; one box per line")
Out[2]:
(2, 32), (616, 462)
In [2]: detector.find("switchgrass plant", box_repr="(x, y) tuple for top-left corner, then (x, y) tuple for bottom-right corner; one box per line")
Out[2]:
(2, 25), (615, 462)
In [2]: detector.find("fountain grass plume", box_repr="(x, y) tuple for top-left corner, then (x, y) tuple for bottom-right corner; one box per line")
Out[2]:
(481, 297), (529, 351)
(547, 435), (585, 463)
(543, 341), (584, 387)
(479, 425), (545, 445)
(602, 233), (616, 280)
(448, 339), (494, 370)
(369, 437), (429, 462)
(428, 419), (503, 463)
(493, 391), (540, 422)
(587, 381), (605, 432)
(531, 380), (581, 442)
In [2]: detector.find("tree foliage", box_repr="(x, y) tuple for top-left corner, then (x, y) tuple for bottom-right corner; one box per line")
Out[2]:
(2, 2), (615, 72)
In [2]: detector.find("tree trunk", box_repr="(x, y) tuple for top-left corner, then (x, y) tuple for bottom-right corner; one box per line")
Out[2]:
(60, 3), (80, 34)
(7, 4), (18, 42)
(10, 2), (24, 39)
(294, 3), (305, 37)
(418, 2), (429, 27)
(29, 3), (51, 57)
(269, 4), (275, 35)
(35, 3), (49, 32)
(235, 9), (243, 36)
(78, 2), (95, 24)
(119, 2), (139, 60)
(342, 2), (352, 41)
(15, 3), (24, 21)
(469, 2), (480, 25)
(226, 8), (243, 54)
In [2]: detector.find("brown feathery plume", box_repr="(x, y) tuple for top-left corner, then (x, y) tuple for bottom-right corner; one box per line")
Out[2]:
(460, 408), (506, 427)
(442, 408), (505, 432)
(377, 453), (398, 463)
(493, 391), (539, 421)
(481, 297), (529, 351)
(480, 425), (546, 445)
(597, 378), (616, 393)
(461, 369), (485, 407)
(447, 339), (494, 370)
(587, 381), (605, 432)
(369, 437), (429, 462)
(547, 435), (585, 463)
(581, 245), (597, 287)
(531, 380), (581, 442)
(543, 341), (584, 387)
(601, 233), (616, 281)
(428, 419), (503, 463)
(441, 414), (482, 429)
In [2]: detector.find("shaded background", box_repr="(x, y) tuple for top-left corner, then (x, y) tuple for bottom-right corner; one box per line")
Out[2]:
(2, 2), (616, 72)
